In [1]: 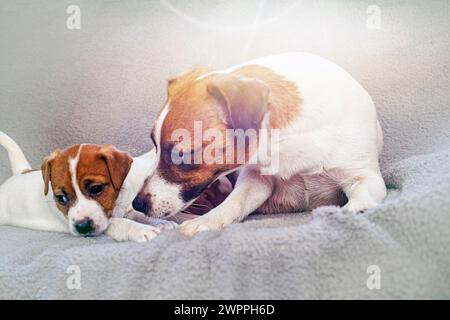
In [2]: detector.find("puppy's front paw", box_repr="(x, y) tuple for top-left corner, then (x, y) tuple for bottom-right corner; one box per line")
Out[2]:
(128, 224), (161, 243)
(178, 217), (226, 236)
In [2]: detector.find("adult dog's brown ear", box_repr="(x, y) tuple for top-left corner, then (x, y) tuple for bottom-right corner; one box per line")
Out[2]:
(168, 67), (210, 97)
(98, 145), (133, 192)
(207, 75), (270, 131)
(41, 150), (60, 195)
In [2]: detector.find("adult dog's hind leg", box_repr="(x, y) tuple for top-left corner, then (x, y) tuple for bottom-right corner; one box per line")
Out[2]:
(342, 169), (387, 213)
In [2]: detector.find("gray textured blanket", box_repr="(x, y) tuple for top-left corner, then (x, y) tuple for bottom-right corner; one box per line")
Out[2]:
(1, 0), (450, 300)
(1, 148), (449, 299)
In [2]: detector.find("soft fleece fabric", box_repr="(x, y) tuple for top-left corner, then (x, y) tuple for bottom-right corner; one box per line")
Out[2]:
(0, 147), (449, 299)
(1, 0), (450, 299)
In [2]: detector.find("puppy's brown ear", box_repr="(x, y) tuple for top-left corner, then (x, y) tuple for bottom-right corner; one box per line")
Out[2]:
(41, 150), (60, 196)
(207, 75), (270, 131)
(99, 145), (133, 192)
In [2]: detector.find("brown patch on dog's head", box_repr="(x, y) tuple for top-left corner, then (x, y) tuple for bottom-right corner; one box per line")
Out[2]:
(42, 149), (59, 196)
(206, 74), (270, 131)
(42, 146), (77, 216)
(41, 144), (133, 218)
(157, 70), (244, 201)
(157, 65), (297, 190)
(136, 64), (301, 217)
(167, 68), (210, 97)
(76, 145), (133, 217)
(230, 64), (301, 128)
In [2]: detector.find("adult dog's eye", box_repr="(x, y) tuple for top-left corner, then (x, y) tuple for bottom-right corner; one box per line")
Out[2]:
(55, 194), (69, 206)
(177, 162), (200, 171)
(88, 184), (104, 196)
(176, 151), (200, 171)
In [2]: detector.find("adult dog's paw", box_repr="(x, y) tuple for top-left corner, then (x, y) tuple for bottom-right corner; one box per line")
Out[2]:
(156, 220), (178, 230)
(128, 223), (161, 242)
(154, 219), (178, 231)
(178, 217), (226, 236)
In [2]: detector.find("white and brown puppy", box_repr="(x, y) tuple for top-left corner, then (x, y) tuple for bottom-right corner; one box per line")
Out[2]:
(133, 52), (387, 236)
(0, 131), (175, 242)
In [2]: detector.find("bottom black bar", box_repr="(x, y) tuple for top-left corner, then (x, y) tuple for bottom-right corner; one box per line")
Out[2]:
(1, 300), (446, 319)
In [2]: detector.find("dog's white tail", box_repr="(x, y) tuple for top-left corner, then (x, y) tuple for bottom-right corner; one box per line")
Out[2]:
(0, 131), (32, 175)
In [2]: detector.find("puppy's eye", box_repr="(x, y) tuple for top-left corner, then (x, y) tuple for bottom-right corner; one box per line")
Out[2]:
(88, 184), (104, 196)
(55, 194), (69, 206)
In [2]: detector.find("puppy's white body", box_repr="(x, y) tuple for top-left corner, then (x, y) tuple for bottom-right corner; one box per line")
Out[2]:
(0, 133), (167, 242)
(0, 170), (68, 232)
(160, 53), (387, 234)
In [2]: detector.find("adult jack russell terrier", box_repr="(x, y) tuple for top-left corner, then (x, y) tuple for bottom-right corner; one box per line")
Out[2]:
(0, 131), (176, 242)
(133, 52), (387, 236)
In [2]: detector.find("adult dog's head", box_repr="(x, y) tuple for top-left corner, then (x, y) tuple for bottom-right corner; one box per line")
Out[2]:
(132, 66), (278, 218)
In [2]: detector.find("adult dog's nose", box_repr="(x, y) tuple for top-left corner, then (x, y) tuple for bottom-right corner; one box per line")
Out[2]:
(132, 193), (150, 214)
(74, 218), (94, 235)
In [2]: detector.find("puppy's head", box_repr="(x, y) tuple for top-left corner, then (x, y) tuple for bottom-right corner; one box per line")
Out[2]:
(42, 144), (133, 236)
(133, 68), (270, 218)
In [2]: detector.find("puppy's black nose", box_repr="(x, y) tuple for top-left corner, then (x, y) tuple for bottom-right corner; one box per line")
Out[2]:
(74, 218), (94, 235)
(132, 194), (150, 214)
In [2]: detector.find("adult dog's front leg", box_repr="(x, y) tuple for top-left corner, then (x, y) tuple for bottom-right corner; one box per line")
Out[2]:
(106, 217), (161, 242)
(126, 210), (178, 230)
(178, 169), (273, 236)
